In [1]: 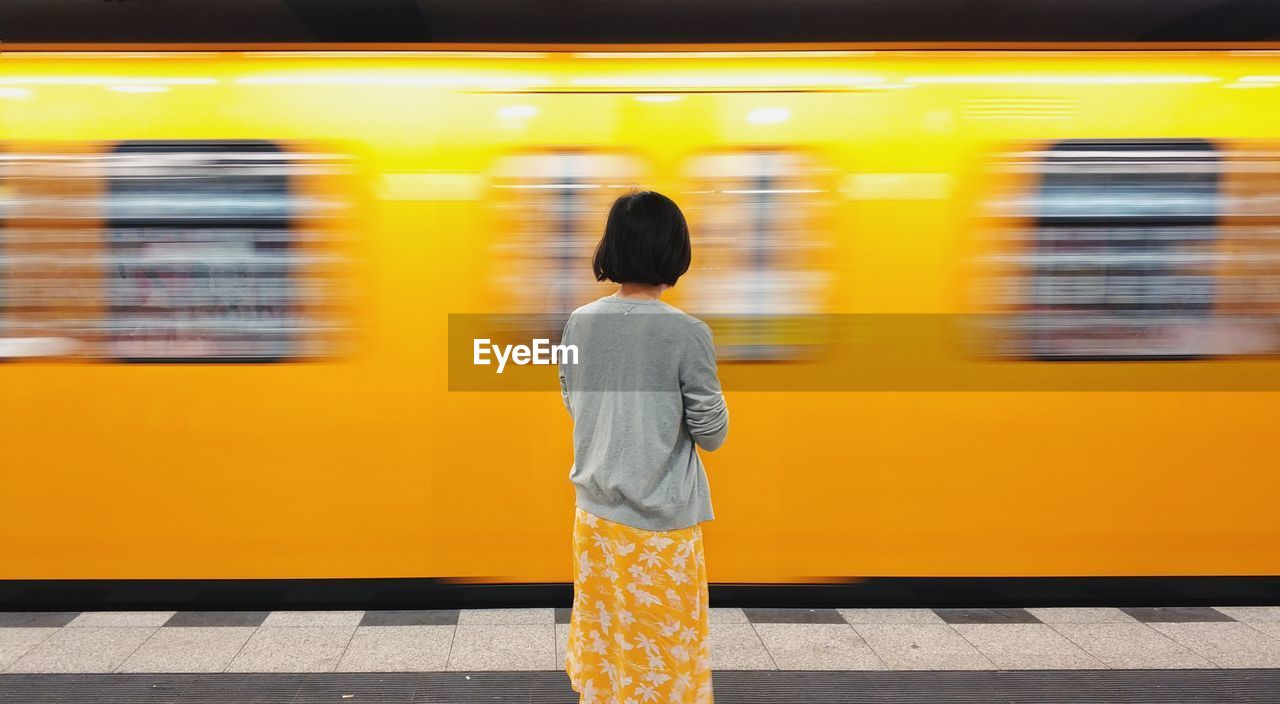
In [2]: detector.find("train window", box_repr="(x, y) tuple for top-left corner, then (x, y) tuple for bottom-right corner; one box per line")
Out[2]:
(981, 140), (1226, 359)
(0, 143), (352, 361)
(0, 148), (98, 360)
(679, 150), (832, 361)
(0, 155), (7, 353)
(104, 141), (320, 361)
(489, 151), (643, 331)
(1217, 143), (1280, 329)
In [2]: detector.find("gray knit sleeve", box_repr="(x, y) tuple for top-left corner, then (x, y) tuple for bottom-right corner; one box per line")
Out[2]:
(558, 316), (573, 415)
(558, 364), (571, 415)
(679, 319), (729, 451)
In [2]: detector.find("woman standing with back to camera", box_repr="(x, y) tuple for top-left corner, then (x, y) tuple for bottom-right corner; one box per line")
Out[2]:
(559, 191), (729, 703)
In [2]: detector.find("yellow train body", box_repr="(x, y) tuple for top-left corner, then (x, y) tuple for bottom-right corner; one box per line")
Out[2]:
(1, 48), (1278, 584)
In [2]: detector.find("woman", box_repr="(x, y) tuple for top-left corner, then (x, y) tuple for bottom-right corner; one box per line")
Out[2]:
(559, 190), (729, 704)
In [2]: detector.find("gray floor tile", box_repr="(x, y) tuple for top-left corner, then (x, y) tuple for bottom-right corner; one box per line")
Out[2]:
(447, 625), (555, 671)
(1050, 622), (1213, 669)
(115, 627), (255, 673)
(838, 608), (944, 625)
(68, 612), (175, 628)
(851, 624), (994, 671)
(1120, 607), (1234, 623)
(753, 623), (885, 670)
(6, 627), (156, 673)
(360, 610), (459, 627)
(555, 623), (569, 671)
(1150, 622), (1280, 668)
(554, 608), (572, 625)
(261, 611), (364, 628)
(336, 625), (454, 672)
(0, 613), (79, 628)
(0, 628), (57, 671)
(743, 608), (846, 624)
(457, 608), (555, 625)
(710, 607), (750, 624)
(1213, 606), (1280, 623)
(709, 623), (775, 670)
(934, 608), (1040, 624)
(1248, 622), (1280, 639)
(1026, 607), (1137, 624)
(952, 623), (1103, 669)
(226, 626), (355, 672)
(164, 611), (270, 628)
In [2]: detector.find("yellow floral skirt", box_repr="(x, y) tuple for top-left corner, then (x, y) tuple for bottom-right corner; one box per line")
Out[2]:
(566, 506), (713, 704)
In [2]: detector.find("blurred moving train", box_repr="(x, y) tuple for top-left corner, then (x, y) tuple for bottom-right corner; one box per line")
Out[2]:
(2, 47), (1280, 595)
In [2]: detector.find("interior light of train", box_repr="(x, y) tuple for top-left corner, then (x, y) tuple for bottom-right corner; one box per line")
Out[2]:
(234, 73), (552, 90)
(0, 89), (31, 99)
(241, 51), (553, 60)
(377, 173), (486, 201)
(904, 74), (1219, 84)
(633, 95), (682, 103)
(12, 52), (224, 60)
(842, 173), (952, 200)
(0, 77), (217, 86)
(567, 73), (885, 89)
(108, 85), (170, 94)
(496, 105), (539, 120)
(720, 188), (824, 195)
(746, 107), (791, 124)
(493, 183), (602, 190)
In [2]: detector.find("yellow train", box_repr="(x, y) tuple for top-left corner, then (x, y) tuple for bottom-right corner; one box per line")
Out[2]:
(2, 46), (1279, 600)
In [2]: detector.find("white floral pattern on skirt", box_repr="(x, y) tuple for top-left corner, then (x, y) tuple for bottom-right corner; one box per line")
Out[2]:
(566, 506), (713, 704)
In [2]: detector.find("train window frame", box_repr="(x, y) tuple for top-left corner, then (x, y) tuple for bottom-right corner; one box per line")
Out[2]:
(997, 138), (1224, 361)
(104, 140), (302, 364)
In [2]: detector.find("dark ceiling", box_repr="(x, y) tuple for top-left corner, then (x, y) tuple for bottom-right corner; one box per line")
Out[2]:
(1, 0), (1279, 44)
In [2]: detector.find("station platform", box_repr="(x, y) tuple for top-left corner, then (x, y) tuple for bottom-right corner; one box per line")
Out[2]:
(3, 606), (1280, 701)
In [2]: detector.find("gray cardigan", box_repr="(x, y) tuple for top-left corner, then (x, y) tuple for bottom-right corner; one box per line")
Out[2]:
(558, 295), (729, 531)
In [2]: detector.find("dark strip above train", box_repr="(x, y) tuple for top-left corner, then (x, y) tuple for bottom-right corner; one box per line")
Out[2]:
(2, 0), (1280, 45)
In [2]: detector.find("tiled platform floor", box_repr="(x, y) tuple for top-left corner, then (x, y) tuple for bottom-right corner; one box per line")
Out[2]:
(3, 606), (1280, 674)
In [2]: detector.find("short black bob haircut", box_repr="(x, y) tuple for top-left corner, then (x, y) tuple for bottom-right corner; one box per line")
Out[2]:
(592, 190), (692, 287)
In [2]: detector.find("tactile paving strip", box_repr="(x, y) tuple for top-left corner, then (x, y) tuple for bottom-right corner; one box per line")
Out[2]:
(3, 670), (1280, 703)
